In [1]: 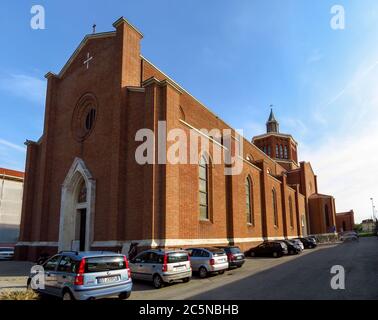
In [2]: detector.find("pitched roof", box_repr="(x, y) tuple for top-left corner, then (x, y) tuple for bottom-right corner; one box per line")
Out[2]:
(267, 108), (277, 123)
(0, 167), (24, 179)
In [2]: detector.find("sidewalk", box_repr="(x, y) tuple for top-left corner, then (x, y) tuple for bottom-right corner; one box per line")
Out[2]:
(0, 261), (35, 292)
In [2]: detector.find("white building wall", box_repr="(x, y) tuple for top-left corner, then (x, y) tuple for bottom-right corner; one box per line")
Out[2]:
(0, 178), (23, 243)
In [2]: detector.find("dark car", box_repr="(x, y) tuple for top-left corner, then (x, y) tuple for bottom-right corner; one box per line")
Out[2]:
(296, 237), (317, 249)
(306, 236), (317, 244)
(246, 241), (288, 258)
(281, 240), (301, 255)
(216, 246), (245, 268)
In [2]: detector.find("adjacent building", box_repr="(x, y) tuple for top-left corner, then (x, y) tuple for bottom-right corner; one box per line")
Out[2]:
(336, 210), (355, 232)
(16, 18), (339, 261)
(361, 219), (375, 233)
(0, 167), (24, 245)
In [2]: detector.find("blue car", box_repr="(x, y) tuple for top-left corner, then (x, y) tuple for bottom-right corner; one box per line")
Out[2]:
(27, 251), (132, 300)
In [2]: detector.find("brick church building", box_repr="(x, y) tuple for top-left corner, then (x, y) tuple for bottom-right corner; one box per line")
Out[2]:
(16, 18), (338, 260)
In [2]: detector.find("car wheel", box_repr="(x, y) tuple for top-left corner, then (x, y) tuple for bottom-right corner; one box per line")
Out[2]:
(250, 251), (255, 257)
(153, 274), (163, 289)
(218, 270), (225, 275)
(237, 265), (242, 268)
(272, 252), (278, 258)
(119, 291), (131, 300)
(62, 290), (74, 301)
(199, 267), (208, 278)
(183, 277), (190, 283)
(289, 250), (294, 255)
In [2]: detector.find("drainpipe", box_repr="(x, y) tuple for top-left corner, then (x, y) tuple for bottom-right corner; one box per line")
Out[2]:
(0, 173), (5, 212)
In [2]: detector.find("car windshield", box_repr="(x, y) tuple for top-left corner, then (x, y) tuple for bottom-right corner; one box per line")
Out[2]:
(227, 247), (241, 254)
(167, 252), (188, 263)
(85, 256), (126, 273)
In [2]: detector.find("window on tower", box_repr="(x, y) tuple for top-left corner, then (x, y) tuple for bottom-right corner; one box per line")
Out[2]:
(275, 145), (279, 158)
(284, 146), (288, 159)
(279, 145), (284, 158)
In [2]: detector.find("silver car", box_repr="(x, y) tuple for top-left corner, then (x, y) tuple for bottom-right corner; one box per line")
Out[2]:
(27, 251), (132, 300)
(129, 249), (192, 289)
(0, 247), (14, 260)
(187, 247), (229, 278)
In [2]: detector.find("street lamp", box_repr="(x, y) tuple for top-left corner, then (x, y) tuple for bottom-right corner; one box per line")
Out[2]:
(370, 198), (376, 220)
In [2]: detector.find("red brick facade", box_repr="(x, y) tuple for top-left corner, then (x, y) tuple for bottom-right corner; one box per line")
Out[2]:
(336, 210), (355, 232)
(16, 18), (338, 261)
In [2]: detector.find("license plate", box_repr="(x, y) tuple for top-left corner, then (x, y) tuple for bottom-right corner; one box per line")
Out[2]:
(98, 276), (119, 284)
(218, 258), (226, 263)
(174, 266), (186, 271)
(235, 256), (242, 260)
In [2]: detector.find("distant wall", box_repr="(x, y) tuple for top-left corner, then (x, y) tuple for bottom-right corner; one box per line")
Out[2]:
(0, 177), (23, 244)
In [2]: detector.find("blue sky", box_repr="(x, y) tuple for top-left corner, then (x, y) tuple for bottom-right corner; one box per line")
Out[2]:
(1, 0), (378, 222)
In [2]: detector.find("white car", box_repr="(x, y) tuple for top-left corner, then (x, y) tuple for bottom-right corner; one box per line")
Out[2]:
(340, 233), (358, 242)
(0, 247), (14, 260)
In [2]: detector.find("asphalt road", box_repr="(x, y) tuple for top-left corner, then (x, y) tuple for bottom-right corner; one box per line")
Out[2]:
(1, 237), (377, 300)
(189, 237), (378, 300)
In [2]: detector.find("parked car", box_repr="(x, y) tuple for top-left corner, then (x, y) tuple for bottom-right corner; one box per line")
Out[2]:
(341, 231), (358, 238)
(246, 241), (288, 258)
(27, 251), (132, 300)
(340, 233), (359, 242)
(186, 247), (229, 278)
(281, 240), (301, 255)
(306, 236), (318, 244)
(296, 237), (317, 249)
(291, 239), (304, 251)
(36, 252), (51, 265)
(0, 247), (14, 260)
(129, 249), (191, 288)
(216, 246), (245, 268)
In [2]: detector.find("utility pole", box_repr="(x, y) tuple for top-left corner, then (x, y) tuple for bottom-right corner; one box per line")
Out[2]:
(370, 198), (376, 220)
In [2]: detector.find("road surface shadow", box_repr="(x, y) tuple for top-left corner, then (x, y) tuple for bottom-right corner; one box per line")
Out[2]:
(187, 238), (378, 300)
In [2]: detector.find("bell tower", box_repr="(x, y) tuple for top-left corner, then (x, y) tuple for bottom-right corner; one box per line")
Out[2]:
(266, 108), (279, 133)
(253, 108), (299, 171)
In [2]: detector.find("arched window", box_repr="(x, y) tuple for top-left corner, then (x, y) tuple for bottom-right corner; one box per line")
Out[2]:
(199, 156), (209, 220)
(275, 145), (279, 158)
(325, 204), (330, 227)
(245, 176), (254, 225)
(85, 108), (96, 131)
(284, 146), (288, 159)
(272, 189), (278, 227)
(289, 196), (294, 228)
(279, 145), (284, 158)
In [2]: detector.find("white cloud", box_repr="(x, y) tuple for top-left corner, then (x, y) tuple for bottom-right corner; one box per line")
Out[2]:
(301, 60), (378, 223)
(0, 139), (26, 171)
(0, 74), (46, 105)
(0, 139), (26, 153)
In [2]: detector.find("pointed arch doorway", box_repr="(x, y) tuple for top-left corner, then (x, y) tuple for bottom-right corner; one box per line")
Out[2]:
(58, 158), (96, 252)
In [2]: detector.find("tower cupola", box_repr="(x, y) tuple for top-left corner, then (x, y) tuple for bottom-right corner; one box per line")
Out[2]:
(266, 108), (279, 133)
